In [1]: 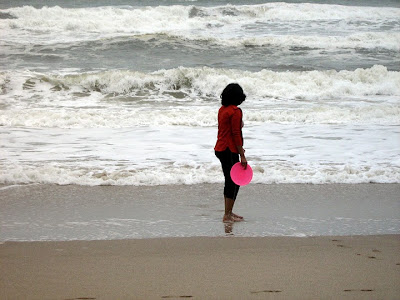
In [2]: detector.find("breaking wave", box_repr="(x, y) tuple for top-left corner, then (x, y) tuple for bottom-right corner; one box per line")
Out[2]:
(2, 65), (399, 99)
(1, 65), (399, 128)
(1, 3), (399, 51)
(1, 162), (399, 186)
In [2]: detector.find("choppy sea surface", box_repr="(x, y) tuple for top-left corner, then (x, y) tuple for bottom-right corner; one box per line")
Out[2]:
(1, 0), (400, 186)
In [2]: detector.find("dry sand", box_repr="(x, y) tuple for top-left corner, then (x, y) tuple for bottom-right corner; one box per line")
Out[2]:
(1, 235), (399, 300)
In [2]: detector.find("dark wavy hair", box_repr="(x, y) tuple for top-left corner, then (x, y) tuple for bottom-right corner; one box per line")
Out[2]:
(220, 83), (246, 107)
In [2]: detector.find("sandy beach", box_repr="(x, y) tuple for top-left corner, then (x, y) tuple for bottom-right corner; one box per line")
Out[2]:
(1, 235), (399, 300)
(0, 183), (399, 299)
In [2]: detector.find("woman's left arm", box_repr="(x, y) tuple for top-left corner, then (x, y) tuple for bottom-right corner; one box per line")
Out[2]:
(232, 109), (247, 169)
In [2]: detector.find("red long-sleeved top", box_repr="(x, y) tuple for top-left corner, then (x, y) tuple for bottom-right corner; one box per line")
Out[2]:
(214, 105), (243, 153)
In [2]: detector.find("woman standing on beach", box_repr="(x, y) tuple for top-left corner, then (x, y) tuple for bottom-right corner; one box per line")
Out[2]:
(215, 83), (247, 223)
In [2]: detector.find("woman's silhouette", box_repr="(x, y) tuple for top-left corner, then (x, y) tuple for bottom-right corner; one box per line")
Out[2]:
(214, 83), (247, 223)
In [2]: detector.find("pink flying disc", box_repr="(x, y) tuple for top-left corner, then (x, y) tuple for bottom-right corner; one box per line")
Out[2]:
(230, 162), (253, 186)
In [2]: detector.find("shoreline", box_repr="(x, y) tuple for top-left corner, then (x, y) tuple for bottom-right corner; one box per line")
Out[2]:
(1, 183), (399, 241)
(1, 235), (399, 299)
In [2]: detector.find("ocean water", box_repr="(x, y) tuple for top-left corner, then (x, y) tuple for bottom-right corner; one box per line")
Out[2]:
(1, 0), (400, 186)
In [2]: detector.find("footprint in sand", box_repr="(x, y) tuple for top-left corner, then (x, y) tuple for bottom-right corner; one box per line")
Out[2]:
(331, 240), (351, 249)
(344, 289), (374, 292)
(161, 296), (193, 299)
(64, 298), (96, 300)
(251, 290), (282, 294)
(354, 254), (381, 260)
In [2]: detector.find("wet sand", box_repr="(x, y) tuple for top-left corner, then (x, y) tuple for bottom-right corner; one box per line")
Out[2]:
(1, 235), (399, 299)
(1, 183), (399, 240)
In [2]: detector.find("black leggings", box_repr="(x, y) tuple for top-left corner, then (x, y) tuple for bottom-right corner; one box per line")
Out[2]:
(215, 148), (240, 200)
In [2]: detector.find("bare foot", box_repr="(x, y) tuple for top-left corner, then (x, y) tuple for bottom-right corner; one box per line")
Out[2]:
(223, 213), (244, 223)
(232, 215), (244, 222)
(232, 213), (243, 220)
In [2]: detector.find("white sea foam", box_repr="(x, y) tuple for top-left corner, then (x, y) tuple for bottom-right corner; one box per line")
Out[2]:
(1, 125), (399, 185)
(104, 31), (400, 51)
(1, 3), (399, 50)
(224, 32), (400, 51)
(1, 159), (399, 186)
(1, 104), (399, 128)
(3, 3), (399, 31)
(1, 66), (398, 128)
(0, 164), (400, 186)
(2, 65), (399, 100)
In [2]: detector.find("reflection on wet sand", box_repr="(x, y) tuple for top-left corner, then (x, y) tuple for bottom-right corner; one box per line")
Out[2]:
(224, 222), (234, 235)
